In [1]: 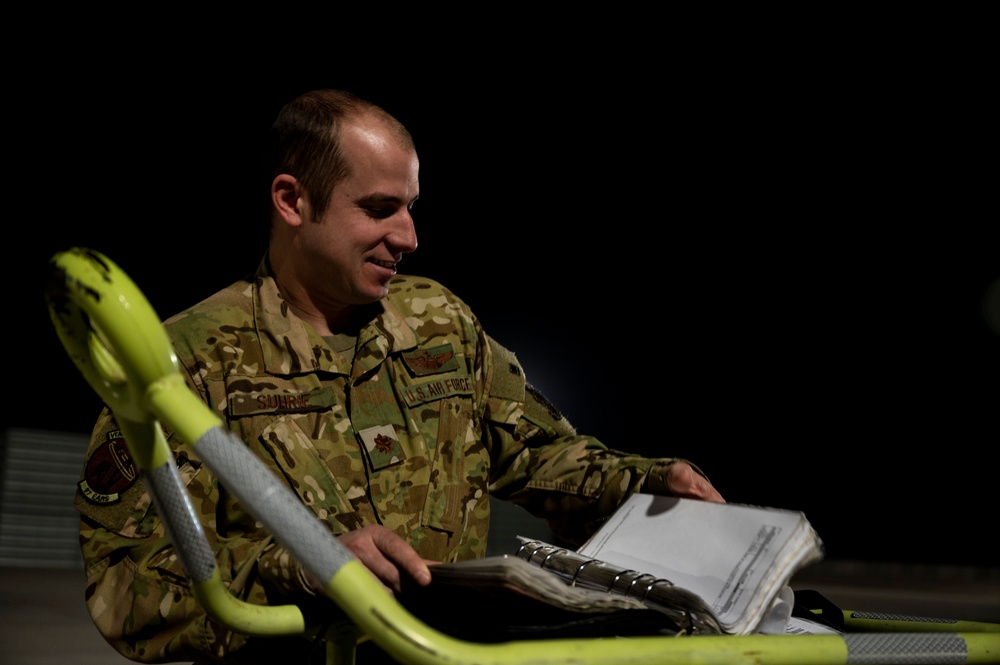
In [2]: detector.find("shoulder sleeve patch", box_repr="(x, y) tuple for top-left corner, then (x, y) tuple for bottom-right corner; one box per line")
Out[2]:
(487, 336), (525, 402)
(525, 383), (565, 423)
(76, 413), (196, 538)
(76, 424), (155, 537)
(524, 383), (577, 437)
(79, 432), (138, 504)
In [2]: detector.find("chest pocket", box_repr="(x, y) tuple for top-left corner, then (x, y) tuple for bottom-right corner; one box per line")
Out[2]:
(257, 415), (364, 535)
(211, 375), (365, 535)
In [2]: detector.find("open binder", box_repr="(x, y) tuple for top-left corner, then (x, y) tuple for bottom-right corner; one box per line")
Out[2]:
(399, 490), (828, 641)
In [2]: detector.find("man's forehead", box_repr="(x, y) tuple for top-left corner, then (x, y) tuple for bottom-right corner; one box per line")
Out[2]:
(337, 117), (419, 202)
(342, 113), (413, 156)
(344, 121), (393, 153)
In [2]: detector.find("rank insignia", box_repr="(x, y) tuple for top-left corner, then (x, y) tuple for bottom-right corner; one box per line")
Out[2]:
(358, 424), (405, 469)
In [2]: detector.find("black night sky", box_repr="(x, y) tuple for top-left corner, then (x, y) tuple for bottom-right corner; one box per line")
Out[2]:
(6, 50), (998, 568)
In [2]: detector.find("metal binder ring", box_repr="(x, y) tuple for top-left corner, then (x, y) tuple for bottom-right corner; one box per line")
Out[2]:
(640, 578), (669, 601)
(541, 548), (567, 570)
(518, 540), (548, 564)
(515, 540), (540, 560)
(571, 559), (599, 587)
(611, 570), (638, 595)
(627, 573), (653, 598)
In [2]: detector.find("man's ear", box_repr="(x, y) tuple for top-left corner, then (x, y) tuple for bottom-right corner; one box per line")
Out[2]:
(271, 174), (308, 227)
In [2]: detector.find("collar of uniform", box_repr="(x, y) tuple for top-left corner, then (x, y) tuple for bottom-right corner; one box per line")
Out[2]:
(252, 256), (418, 376)
(350, 296), (417, 380)
(361, 295), (418, 350)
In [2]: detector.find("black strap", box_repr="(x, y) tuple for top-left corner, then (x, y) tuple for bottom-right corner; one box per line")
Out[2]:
(792, 589), (846, 631)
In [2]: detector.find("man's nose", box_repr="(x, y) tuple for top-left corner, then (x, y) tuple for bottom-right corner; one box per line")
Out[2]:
(389, 211), (418, 254)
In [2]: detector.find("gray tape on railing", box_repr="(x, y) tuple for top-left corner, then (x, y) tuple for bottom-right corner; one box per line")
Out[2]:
(851, 611), (957, 625)
(844, 633), (968, 664)
(146, 463), (217, 583)
(194, 426), (354, 585)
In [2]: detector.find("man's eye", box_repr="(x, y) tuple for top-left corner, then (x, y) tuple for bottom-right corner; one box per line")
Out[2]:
(364, 206), (394, 219)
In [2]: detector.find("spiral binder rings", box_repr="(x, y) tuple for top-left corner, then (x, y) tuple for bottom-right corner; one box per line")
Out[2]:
(512, 538), (723, 635)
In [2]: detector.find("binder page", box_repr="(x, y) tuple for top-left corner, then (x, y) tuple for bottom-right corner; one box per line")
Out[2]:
(577, 494), (808, 631)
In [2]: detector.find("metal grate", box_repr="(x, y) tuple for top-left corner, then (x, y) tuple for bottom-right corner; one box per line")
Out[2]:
(0, 428), (89, 568)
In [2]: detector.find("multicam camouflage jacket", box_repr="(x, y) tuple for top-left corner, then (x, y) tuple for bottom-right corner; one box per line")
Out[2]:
(76, 258), (702, 663)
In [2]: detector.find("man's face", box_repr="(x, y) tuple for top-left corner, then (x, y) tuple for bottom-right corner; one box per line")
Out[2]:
(298, 116), (420, 307)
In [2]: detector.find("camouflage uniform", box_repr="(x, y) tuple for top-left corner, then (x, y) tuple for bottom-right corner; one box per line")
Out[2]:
(76, 258), (707, 663)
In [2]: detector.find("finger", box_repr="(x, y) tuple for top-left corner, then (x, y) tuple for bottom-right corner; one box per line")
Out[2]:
(355, 543), (405, 591)
(667, 463), (726, 503)
(338, 528), (407, 591)
(372, 529), (432, 586)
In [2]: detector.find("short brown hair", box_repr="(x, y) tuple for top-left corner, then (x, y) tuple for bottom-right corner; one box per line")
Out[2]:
(269, 89), (414, 221)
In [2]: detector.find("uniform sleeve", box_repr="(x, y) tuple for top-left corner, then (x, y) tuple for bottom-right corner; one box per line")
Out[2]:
(77, 410), (319, 663)
(481, 335), (712, 546)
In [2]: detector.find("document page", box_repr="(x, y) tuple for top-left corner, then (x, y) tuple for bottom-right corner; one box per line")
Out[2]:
(577, 494), (816, 632)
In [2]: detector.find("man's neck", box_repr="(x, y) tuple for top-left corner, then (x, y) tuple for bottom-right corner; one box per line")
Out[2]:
(268, 249), (363, 336)
(279, 290), (363, 337)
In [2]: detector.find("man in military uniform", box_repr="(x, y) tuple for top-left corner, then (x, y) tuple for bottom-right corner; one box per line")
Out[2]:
(76, 88), (724, 663)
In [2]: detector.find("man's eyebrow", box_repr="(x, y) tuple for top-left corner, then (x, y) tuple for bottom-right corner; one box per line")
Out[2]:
(356, 192), (419, 206)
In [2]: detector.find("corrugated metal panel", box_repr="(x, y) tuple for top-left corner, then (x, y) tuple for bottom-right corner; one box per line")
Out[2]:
(0, 428), (89, 568)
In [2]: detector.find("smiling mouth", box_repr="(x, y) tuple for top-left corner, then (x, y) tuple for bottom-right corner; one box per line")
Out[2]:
(369, 258), (397, 271)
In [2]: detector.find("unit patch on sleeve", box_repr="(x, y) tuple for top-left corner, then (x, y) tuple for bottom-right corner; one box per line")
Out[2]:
(79, 431), (138, 504)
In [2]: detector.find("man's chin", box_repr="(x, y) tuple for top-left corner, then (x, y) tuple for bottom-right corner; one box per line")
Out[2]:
(357, 284), (391, 303)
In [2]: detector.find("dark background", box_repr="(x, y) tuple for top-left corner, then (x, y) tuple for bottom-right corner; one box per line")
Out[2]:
(6, 48), (997, 568)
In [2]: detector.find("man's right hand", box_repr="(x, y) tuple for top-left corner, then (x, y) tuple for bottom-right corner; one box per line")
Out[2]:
(336, 525), (433, 594)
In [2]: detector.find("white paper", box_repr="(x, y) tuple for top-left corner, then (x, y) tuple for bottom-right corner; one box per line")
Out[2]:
(577, 494), (823, 634)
